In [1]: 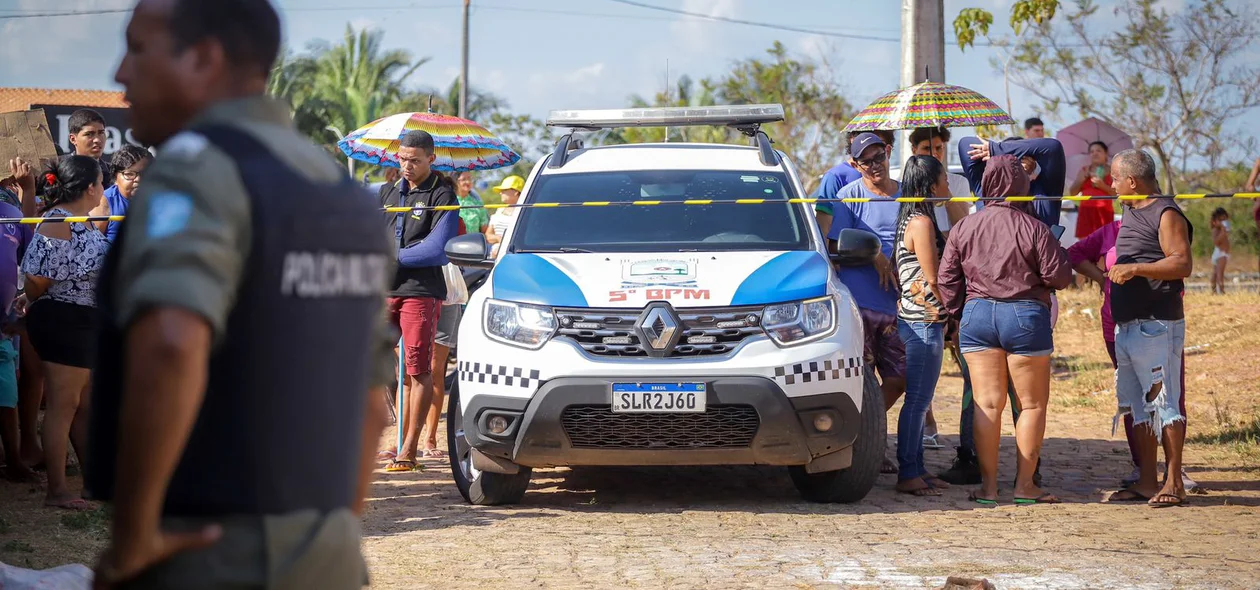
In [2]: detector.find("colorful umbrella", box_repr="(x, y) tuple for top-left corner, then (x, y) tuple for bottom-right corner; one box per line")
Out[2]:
(842, 81), (1015, 132)
(338, 112), (520, 172)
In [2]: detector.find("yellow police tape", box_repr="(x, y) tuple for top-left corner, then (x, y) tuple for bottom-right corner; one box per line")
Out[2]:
(3, 193), (1257, 224)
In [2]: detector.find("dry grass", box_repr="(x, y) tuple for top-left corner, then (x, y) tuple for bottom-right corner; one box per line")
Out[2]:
(1052, 288), (1260, 463)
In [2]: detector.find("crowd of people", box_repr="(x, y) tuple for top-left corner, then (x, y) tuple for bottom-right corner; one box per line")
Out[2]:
(815, 116), (1225, 507)
(0, 109), (154, 510)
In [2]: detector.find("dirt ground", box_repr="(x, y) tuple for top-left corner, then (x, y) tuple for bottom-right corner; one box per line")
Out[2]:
(1, 289), (1258, 589)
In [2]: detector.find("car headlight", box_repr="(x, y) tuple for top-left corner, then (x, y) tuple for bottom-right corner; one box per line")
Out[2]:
(762, 296), (836, 346)
(484, 299), (557, 350)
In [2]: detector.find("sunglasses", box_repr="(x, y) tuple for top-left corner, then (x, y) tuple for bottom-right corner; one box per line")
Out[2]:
(855, 151), (888, 168)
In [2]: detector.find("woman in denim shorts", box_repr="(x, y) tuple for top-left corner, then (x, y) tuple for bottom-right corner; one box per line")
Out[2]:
(938, 156), (1074, 505)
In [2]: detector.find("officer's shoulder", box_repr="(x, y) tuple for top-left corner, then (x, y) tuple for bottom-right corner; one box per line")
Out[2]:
(148, 130), (236, 185)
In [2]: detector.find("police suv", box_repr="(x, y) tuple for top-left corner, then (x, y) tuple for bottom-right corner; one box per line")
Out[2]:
(443, 105), (885, 505)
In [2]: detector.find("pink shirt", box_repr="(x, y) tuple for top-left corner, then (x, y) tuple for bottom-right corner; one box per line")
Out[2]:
(1067, 219), (1121, 341)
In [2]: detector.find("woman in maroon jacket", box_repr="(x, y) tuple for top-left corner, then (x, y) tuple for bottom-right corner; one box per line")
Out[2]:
(938, 155), (1073, 506)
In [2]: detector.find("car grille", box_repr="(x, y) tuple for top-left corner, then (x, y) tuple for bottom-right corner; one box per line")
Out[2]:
(554, 306), (763, 357)
(560, 404), (760, 449)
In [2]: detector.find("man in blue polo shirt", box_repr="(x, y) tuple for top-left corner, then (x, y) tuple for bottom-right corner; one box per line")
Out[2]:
(814, 130), (894, 237)
(826, 134), (906, 464)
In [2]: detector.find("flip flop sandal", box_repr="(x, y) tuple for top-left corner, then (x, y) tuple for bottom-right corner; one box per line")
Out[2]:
(384, 460), (419, 473)
(46, 498), (94, 511)
(968, 491), (998, 505)
(422, 448), (447, 459)
(1105, 489), (1151, 503)
(922, 434), (945, 449)
(376, 450), (397, 462)
(1149, 493), (1187, 508)
(1014, 493), (1061, 505)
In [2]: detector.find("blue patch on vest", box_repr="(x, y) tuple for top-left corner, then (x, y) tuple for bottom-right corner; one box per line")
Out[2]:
(492, 253), (588, 307)
(145, 192), (193, 239)
(730, 251), (830, 306)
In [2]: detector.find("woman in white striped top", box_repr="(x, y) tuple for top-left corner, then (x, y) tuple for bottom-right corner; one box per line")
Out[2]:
(891, 155), (952, 497)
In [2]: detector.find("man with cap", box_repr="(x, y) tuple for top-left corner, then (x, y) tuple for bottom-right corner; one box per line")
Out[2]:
(378, 130), (459, 472)
(486, 174), (524, 255)
(826, 132), (920, 477)
(91, 0), (395, 587)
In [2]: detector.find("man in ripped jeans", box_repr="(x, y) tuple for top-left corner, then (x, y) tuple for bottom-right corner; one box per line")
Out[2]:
(1105, 149), (1193, 508)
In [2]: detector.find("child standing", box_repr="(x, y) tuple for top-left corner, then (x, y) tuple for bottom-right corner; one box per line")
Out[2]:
(1210, 208), (1231, 295)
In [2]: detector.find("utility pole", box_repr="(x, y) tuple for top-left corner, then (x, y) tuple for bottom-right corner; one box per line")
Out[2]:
(459, 0), (470, 119)
(899, 0), (946, 165)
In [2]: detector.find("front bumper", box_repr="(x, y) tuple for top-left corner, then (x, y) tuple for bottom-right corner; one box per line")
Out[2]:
(464, 376), (861, 470)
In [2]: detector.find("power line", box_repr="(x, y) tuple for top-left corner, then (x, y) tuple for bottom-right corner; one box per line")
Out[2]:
(474, 3), (900, 33)
(604, 0), (902, 43)
(0, 3), (455, 20)
(601, 0), (1099, 48)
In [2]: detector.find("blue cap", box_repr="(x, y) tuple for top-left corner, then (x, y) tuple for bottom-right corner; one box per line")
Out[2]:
(849, 132), (887, 160)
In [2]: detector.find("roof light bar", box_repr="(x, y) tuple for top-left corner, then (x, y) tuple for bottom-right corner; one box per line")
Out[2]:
(545, 104), (785, 130)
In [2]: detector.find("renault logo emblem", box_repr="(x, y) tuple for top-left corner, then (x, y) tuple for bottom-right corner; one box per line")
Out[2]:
(637, 303), (680, 355)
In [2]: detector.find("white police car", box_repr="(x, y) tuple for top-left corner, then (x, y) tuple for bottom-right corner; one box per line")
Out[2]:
(443, 105), (885, 505)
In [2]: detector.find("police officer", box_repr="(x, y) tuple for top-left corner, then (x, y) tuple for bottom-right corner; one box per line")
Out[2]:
(88, 1), (395, 588)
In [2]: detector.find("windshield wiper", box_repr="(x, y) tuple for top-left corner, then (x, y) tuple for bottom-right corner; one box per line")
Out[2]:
(513, 247), (594, 254)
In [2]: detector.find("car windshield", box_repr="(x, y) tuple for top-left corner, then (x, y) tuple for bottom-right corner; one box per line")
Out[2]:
(510, 170), (811, 253)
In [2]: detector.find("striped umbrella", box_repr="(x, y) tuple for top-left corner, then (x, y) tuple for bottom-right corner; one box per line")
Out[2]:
(338, 112), (520, 172)
(842, 81), (1015, 132)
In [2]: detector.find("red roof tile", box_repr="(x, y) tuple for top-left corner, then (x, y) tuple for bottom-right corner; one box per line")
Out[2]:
(0, 87), (127, 113)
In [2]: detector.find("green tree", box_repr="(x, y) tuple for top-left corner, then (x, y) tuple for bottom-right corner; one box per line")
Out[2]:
(714, 42), (853, 191)
(956, 0), (1260, 193)
(954, 0), (1059, 134)
(618, 75), (732, 144)
(268, 26), (429, 170)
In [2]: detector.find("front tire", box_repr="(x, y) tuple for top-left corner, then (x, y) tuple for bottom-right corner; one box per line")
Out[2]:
(789, 371), (886, 503)
(446, 378), (532, 505)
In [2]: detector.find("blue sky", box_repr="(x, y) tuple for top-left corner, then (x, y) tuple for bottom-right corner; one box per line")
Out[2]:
(2, 0), (1257, 163)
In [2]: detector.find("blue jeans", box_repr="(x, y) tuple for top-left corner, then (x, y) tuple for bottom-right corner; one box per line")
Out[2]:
(1115, 319), (1186, 442)
(896, 320), (946, 480)
(958, 298), (1053, 357)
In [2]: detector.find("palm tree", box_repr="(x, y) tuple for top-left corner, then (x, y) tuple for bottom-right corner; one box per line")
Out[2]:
(620, 75), (731, 145)
(269, 26), (429, 172)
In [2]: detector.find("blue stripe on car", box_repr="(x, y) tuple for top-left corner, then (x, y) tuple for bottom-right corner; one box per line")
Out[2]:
(730, 251), (829, 305)
(492, 253), (589, 307)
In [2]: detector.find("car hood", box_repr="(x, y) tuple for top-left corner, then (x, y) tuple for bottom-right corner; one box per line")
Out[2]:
(490, 250), (830, 308)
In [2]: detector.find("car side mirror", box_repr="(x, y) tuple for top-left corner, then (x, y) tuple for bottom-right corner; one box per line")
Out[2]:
(828, 228), (881, 267)
(445, 233), (494, 268)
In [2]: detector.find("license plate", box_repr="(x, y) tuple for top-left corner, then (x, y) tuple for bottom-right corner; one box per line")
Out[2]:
(611, 382), (706, 413)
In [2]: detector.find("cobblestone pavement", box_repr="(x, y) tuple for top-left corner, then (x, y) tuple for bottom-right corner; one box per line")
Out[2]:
(362, 374), (1260, 590)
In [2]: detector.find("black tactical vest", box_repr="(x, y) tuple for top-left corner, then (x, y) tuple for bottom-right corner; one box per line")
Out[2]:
(88, 125), (392, 517)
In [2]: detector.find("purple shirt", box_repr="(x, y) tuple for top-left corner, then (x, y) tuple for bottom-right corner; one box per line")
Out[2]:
(1067, 219), (1121, 342)
(0, 202), (33, 316)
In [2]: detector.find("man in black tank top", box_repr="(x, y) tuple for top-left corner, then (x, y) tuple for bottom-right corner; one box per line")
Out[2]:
(90, 1), (395, 587)
(1106, 149), (1193, 508)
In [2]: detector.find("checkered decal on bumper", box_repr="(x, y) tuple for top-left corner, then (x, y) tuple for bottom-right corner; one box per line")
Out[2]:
(773, 357), (862, 386)
(458, 361), (541, 389)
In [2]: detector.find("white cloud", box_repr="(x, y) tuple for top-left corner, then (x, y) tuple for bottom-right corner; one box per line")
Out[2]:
(563, 63), (605, 84)
(669, 0), (737, 53)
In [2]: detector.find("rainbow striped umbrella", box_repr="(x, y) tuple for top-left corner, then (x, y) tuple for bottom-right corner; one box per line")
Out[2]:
(338, 112), (520, 172)
(842, 82), (1015, 132)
